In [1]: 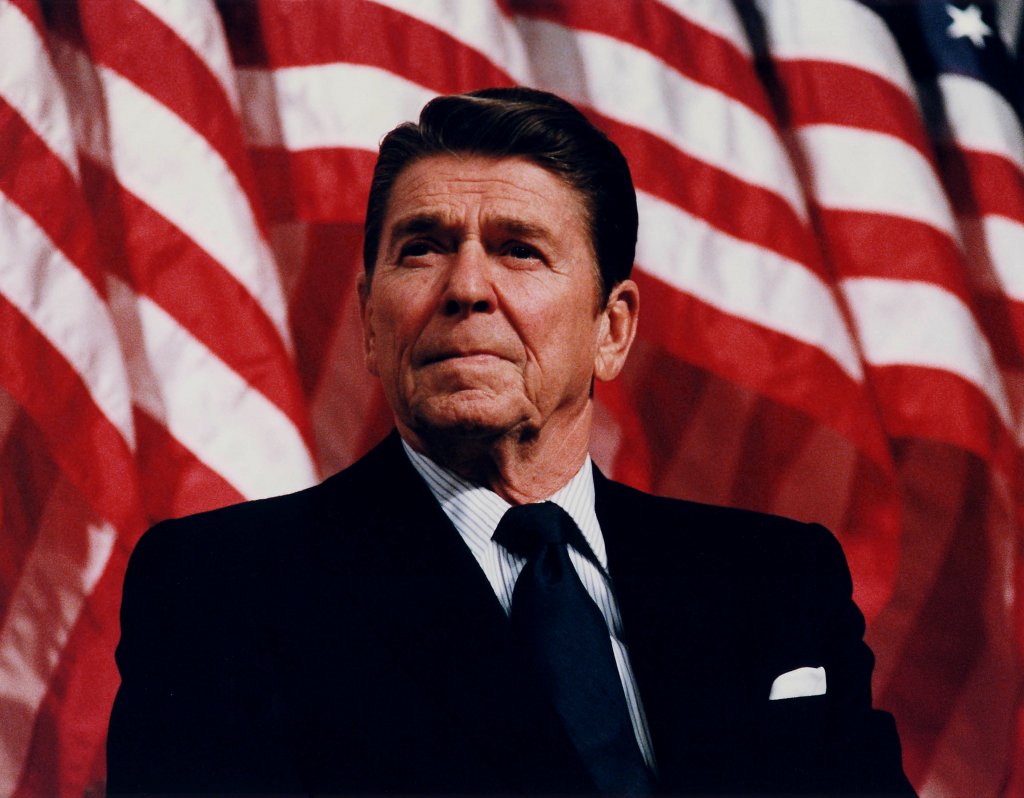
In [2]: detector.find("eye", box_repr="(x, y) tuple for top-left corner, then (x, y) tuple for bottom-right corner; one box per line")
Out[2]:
(505, 243), (541, 261)
(398, 240), (436, 260)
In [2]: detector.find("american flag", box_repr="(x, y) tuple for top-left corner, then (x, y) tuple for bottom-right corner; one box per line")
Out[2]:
(1, 0), (1021, 794)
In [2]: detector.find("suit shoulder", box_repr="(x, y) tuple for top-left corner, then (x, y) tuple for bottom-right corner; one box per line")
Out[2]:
(602, 474), (835, 545)
(126, 433), (403, 574)
(596, 473), (848, 587)
(131, 481), (319, 560)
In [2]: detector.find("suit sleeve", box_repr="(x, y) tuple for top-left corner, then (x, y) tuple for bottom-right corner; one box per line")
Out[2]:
(106, 519), (302, 795)
(786, 524), (917, 796)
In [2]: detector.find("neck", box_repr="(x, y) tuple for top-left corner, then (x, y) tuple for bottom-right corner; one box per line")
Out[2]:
(400, 407), (593, 504)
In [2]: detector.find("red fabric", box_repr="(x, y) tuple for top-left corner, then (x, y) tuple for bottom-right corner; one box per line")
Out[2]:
(1, 1), (1021, 795)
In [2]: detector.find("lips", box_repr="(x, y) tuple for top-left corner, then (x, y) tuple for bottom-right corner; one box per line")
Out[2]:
(419, 349), (507, 366)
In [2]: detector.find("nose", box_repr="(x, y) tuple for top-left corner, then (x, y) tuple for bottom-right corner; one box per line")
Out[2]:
(442, 242), (496, 317)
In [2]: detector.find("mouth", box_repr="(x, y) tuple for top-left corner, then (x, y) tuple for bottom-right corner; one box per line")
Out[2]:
(420, 350), (507, 366)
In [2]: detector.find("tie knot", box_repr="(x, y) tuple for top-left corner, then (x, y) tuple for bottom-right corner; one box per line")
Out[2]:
(493, 501), (579, 558)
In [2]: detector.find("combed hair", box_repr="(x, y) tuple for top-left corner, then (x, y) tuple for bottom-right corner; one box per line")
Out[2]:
(362, 87), (638, 299)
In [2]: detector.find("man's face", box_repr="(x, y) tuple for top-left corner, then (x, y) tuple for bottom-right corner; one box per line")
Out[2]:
(359, 154), (635, 446)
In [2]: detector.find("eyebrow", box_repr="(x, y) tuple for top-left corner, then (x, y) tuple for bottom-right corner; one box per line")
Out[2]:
(387, 213), (447, 244)
(495, 218), (552, 242)
(388, 213), (555, 245)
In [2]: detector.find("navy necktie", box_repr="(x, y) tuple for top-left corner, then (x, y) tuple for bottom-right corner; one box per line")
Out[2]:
(493, 501), (653, 795)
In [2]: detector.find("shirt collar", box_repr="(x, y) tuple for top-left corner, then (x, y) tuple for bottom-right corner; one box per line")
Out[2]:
(401, 439), (607, 568)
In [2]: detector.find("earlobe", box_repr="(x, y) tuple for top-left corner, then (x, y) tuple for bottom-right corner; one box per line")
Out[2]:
(594, 279), (639, 382)
(357, 272), (379, 376)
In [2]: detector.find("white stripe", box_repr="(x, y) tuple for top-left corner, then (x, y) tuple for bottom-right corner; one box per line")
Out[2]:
(798, 124), (959, 238)
(0, 193), (135, 446)
(980, 215), (1024, 302)
(655, 0), (752, 55)
(370, 0), (533, 82)
(756, 0), (917, 97)
(516, 17), (808, 221)
(237, 63), (437, 152)
(0, 492), (116, 795)
(635, 189), (864, 381)
(380, 0), (770, 221)
(53, 41), (293, 350)
(842, 277), (1014, 430)
(99, 63), (292, 347)
(133, 0), (242, 113)
(939, 73), (1024, 172)
(107, 277), (317, 499)
(0, 0), (78, 176)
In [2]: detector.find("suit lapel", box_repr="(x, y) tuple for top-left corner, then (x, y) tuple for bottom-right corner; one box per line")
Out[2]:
(594, 469), (774, 792)
(306, 446), (743, 791)
(315, 432), (513, 704)
(304, 433), (588, 791)
(594, 469), (695, 781)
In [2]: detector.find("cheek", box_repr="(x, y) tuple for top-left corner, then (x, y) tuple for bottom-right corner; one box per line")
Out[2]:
(377, 315), (420, 375)
(373, 283), (435, 356)
(528, 305), (601, 379)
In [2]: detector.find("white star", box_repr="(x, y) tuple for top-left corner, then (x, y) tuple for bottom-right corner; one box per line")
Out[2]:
(946, 4), (993, 48)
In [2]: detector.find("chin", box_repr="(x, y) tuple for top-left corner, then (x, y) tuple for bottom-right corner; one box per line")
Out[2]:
(411, 395), (531, 441)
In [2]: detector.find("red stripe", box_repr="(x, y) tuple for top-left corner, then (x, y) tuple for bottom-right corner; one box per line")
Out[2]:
(7, 2), (1019, 793)
(509, 0), (773, 120)
(53, 0), (268, 231)
(1008, 703), (1024, 795)
(81, 157), (314, 452)
(224, 0), (514, 90)
(972, 290), (1024, 371)
(0, 295), (143, 535)
(867, 365), (1016, 475)
(815, 208), (974, 301)
(303, 290), (393, 475)
(878, 449), (993, 784)
(590, 110), (827, 280)
(1011, 545), (1024, 792)
(288, 223), (364, 398)
(939, 145), (1024, 223)
(836, 455), (904, 621)
(958, 204), (1024, 370)
(726, 394), (820, 512)
(250, 147), (377, 224)
(240, 3), (818, 282)
(0, 413), (59, 629)
(612, 340), (718, 496)
(12, 543), (128, 797)
(774, 60), (936, 164)
(594, 376), (655, 492)
(633, 269), (894, 471)
(8, 0), (45, 33)
(133, 409), (244, 520)
(0, 101), (105, 296)
(253, 119), (826, 289)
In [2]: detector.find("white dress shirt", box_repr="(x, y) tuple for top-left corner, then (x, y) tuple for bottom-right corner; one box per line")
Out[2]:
(402, 441), (656, 768)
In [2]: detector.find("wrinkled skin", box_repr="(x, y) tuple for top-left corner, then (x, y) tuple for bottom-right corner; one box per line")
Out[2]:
(359, 154), (638, 502)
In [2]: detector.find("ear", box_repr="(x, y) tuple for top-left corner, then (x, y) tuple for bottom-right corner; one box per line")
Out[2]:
(594, 279), (639, 382)
(357, 271), (379, 376)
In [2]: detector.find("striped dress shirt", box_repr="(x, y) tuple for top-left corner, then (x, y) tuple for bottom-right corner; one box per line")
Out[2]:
(401, 441), (656, 769)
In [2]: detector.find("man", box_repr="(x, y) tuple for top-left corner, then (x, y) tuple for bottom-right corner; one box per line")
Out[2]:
(108, 87), (914, 796)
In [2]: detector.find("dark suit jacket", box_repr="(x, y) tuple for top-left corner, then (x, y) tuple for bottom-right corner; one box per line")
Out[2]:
(107, 431), (914, 796)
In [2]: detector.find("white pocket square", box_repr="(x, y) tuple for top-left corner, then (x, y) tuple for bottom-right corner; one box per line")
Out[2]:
(768, 666), (827, 700)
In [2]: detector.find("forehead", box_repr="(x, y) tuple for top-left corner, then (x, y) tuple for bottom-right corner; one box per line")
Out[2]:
(382, 154), (588, 233)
